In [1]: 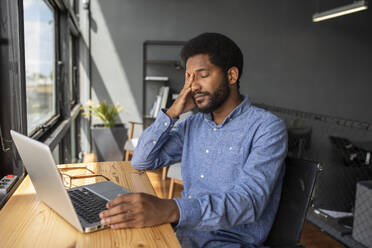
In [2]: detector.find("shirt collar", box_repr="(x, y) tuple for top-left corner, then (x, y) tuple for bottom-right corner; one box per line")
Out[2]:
(203, 94), (251, 127)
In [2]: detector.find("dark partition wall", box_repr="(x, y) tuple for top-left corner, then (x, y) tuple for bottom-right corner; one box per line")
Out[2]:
(0, 0), (27, 207)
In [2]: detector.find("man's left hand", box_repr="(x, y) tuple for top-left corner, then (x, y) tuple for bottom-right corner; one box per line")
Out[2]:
(99, 193), (180, 229)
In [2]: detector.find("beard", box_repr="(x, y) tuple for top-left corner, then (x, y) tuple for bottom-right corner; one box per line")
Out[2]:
(191, 76), (230, 113)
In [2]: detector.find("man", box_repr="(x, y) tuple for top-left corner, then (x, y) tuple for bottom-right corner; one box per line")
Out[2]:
(99, 33), (287, 247)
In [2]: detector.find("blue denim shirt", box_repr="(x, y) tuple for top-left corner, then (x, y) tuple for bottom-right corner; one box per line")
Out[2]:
(132, 95), (288, 248)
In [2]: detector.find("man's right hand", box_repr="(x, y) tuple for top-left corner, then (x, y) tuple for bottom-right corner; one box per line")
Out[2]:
(166, 73), (195, 119)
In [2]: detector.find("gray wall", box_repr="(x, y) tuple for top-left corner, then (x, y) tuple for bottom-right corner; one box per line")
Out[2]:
(90, 0), (372, 131)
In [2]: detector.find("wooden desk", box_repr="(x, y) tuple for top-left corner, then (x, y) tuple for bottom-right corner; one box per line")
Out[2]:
(0, 161), (180, 248)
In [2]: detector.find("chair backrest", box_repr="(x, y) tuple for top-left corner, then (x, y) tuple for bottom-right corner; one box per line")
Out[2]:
(264, 157), (320, 247)
(127, 121), (144, 140)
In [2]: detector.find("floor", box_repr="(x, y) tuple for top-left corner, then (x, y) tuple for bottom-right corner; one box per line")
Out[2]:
(145, 168), (345, 248)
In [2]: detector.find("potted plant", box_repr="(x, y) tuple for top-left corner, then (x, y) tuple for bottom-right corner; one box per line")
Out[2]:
(81, 100), (127, 161)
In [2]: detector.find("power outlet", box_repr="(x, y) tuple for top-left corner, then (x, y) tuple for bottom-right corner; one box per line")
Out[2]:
(0, 175), (18, 194)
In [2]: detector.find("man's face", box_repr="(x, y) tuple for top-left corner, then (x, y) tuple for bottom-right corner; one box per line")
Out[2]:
(186, 54), (230, 113)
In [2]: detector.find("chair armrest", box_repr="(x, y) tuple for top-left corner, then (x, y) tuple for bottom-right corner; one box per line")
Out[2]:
(129, 121), (144, 125)
(128, 121), (144, 139)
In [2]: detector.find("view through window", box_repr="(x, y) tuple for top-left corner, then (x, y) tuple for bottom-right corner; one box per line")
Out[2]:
(23, 0), (56, 134)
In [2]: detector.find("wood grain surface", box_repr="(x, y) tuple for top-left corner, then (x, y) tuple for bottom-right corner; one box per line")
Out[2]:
(0, 161), (180, 248)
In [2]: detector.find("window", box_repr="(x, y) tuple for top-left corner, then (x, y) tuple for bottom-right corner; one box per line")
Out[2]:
(23, 0), (56, 135)
(1, 0), (85, 209)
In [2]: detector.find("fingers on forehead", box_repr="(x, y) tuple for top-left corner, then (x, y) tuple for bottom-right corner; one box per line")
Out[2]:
(187, 73), (195, 82)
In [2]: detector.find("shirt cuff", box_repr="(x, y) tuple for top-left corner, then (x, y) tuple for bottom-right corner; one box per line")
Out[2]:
(173, 197), (202, 229)
(152, 109), (178, 132)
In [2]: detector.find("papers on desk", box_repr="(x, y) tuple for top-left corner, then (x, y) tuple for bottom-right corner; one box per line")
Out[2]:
(317, 208), (353, 219)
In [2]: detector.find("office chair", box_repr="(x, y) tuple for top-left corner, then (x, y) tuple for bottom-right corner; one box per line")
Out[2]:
(264, 157), (321, 248)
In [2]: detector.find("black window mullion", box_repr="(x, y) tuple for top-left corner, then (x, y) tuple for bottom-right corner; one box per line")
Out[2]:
(70, 33), (79, 108)
(58, 12), (72, 163)
(0, 0), (27, 209)
(75, 113), (82, 161)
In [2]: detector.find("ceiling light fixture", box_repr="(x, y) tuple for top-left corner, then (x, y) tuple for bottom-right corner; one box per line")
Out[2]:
(312, 0), (368, 22)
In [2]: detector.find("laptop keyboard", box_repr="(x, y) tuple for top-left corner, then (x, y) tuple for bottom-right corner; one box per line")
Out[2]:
(68, 188), (108, 224)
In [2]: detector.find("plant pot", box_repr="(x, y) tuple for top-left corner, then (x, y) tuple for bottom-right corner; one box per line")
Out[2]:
(91, 124), (127, 162)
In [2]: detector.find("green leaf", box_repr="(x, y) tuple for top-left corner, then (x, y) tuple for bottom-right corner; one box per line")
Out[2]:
(81, 100), (123, 127)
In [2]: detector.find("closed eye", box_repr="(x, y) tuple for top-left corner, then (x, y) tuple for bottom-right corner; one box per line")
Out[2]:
(195, 68), (210, 78)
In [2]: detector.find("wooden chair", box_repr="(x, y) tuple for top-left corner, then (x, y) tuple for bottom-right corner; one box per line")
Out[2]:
(124, 121), (143, 161)
(264, 156), (321, 247)
(83, 153), (98, 163)
(124, 121), (168, 180)
(167, 162), (182, 199)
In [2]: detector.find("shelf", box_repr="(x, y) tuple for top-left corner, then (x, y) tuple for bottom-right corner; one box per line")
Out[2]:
(145, 60), (183, 69)
(145, 76), (169, 82)
(143, 40), (186, 124)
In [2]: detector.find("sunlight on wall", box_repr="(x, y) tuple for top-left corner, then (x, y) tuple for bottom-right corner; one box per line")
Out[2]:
(90, 3), (141, 127)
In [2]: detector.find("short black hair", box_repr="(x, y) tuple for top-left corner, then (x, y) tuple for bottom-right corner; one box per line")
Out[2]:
(181, 33), (243, 88)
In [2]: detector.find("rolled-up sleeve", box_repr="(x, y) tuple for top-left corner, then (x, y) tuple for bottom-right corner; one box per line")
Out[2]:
(174, 118), (287, 231)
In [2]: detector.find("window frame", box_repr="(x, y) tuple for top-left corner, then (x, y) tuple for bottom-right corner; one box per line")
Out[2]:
(69, 24), (80, 108)
(38, 0), (82, 164)
(0, 0), (83, 209)
(24, 0), (60, 137)
(0, 0), (28, 209)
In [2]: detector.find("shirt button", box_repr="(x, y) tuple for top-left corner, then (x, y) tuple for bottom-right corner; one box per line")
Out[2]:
(229, 146), (233, 150)
(153, 140), (156, 144)
(205, 149), (209, 153)
(200, 174), (204, 178)
(188, 195), (192, 199)
(213, 128), (217, 131)
(164, 122), (168, 126)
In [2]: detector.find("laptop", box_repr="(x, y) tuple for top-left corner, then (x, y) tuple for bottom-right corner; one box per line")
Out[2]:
(10, 130), (131, 233)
